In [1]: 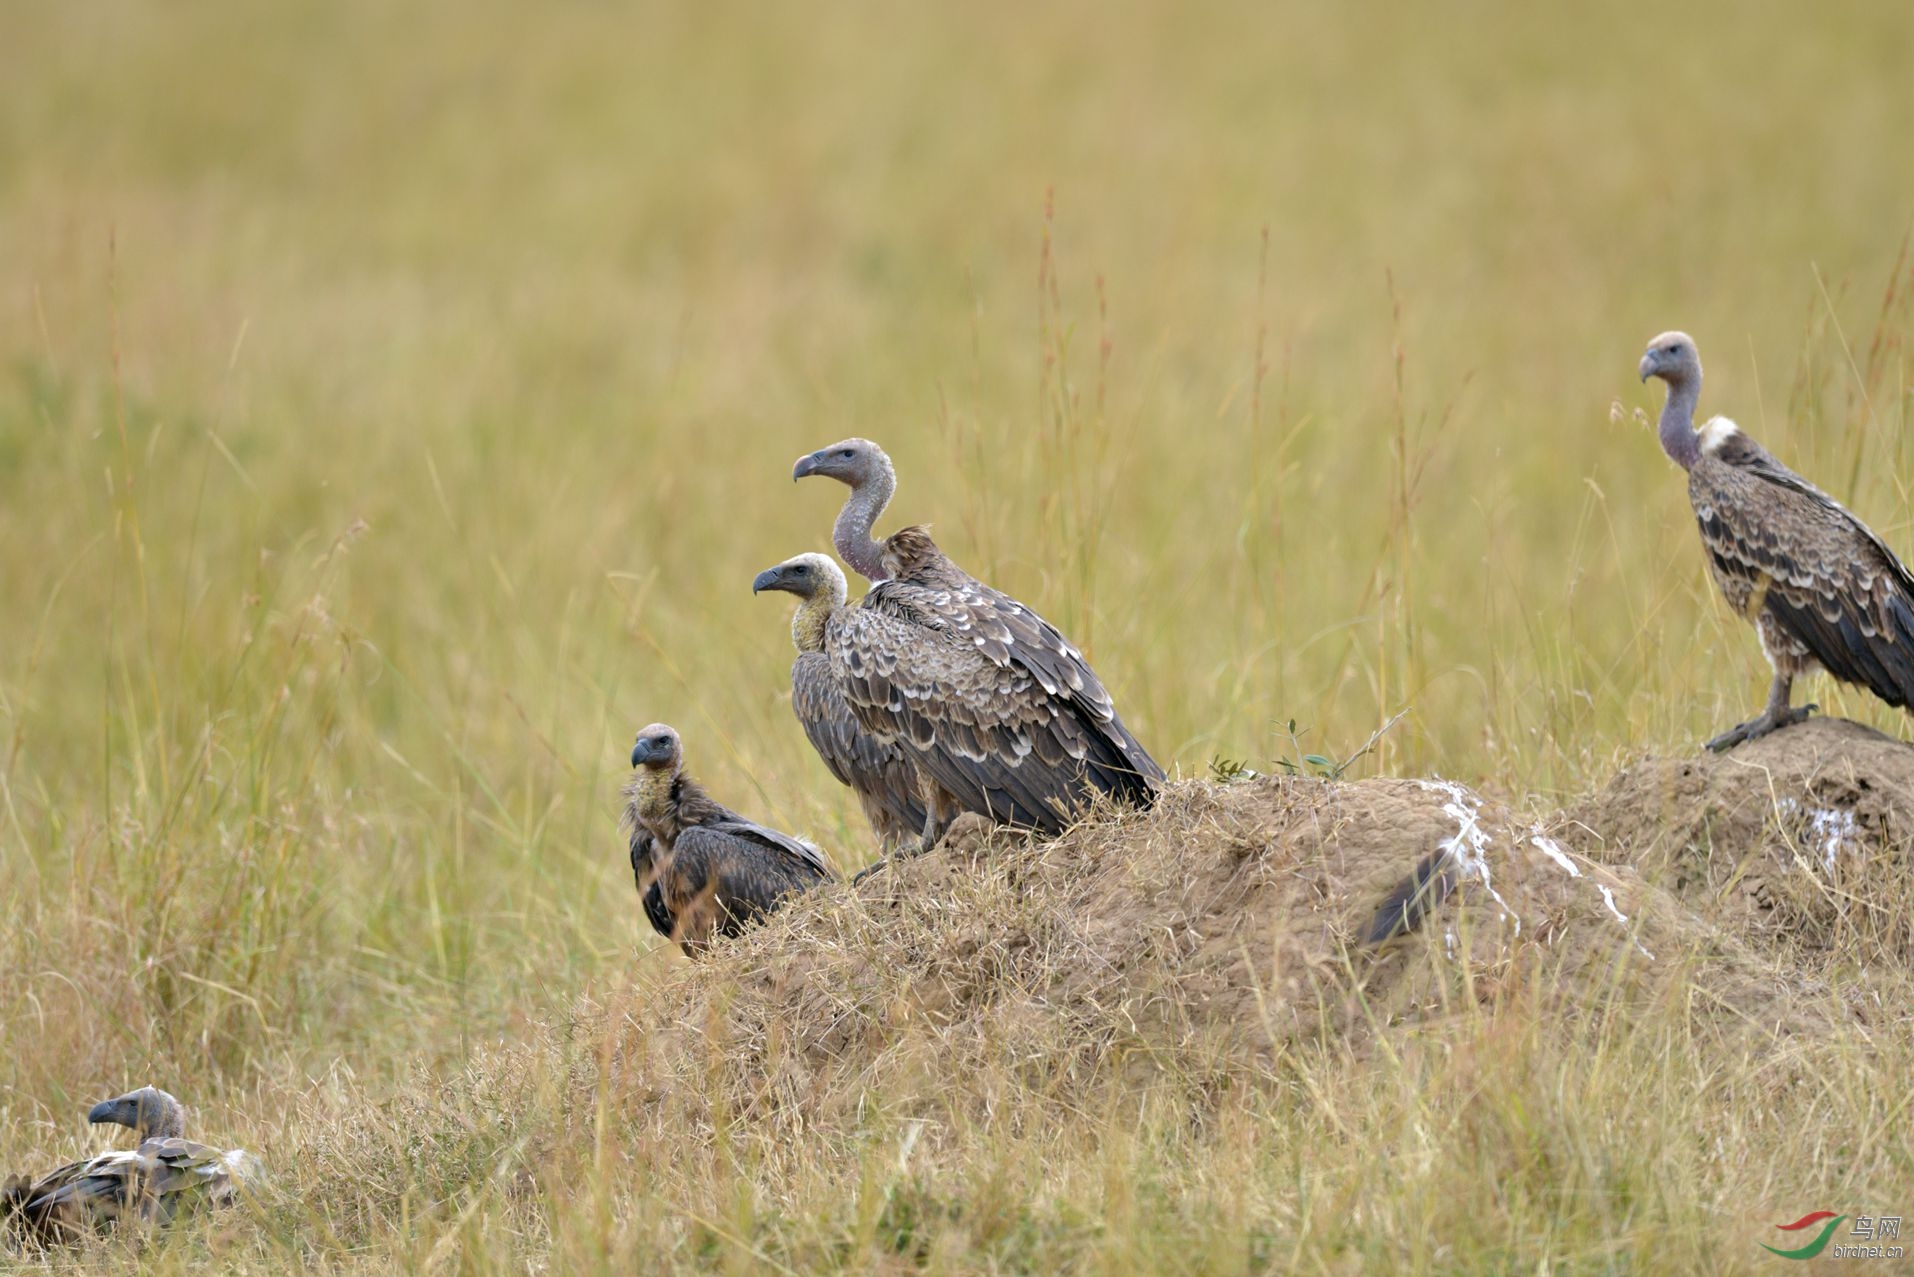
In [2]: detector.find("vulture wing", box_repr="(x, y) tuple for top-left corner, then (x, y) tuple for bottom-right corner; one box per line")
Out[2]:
(627, 826), (677, 939)
(700, 816), (834, 880)
(4, 1157), (104, 1242)
(1693, 426), (1914, 707)
(7, 1151), (144, 1237)
(831, 594), (1159, 833)
(906, 556), (1164, 793)
(4, 1139), (251, 1239)
(140, 1138), (257, 1220)
(655, 824), (833, 952)
(623, 819), (677, 938)
(639, 880), (675, 939)
(791, 650), (928, 846)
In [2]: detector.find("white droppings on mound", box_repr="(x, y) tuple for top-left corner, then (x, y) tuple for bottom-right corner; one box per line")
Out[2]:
(1776, 798), (1860, 872)
(1417, 779), (1655, 958)
(1416, 778), (1518, 934)
(1531, 833), (1580, 876)
(1531, 829), (1642, 949)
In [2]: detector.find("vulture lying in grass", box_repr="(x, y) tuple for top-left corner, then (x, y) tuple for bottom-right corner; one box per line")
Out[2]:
(623, 723), (835, 956)
(793, 438), (1164, 850)
(2, 1087), (259, 1246)
(1641, 331), (1914, 750)
(752, 552), (929, 852)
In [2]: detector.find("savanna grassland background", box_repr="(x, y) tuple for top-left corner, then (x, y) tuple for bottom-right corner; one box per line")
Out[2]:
(3, 1), (1914, 1272)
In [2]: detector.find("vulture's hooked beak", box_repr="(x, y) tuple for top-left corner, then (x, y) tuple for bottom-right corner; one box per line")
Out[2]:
(751, 566), (782, 595)
(792, 452), (821, 480)
(631, 736), (674, 768)
(1638, 353), (1655, 383)
(88, 1097), (131, 1127)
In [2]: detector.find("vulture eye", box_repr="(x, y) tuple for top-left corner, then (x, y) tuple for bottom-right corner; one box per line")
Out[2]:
(794, 565), (808, 574)
(838, 449), (854, 458)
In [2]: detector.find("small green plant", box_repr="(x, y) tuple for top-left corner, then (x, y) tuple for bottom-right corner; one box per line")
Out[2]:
(1267, 711), (1408, 780)
(1207, 754), (1260, 782)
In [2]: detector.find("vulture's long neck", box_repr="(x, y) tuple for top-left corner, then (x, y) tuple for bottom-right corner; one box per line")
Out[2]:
(144, 1094), (185, 1142)
(1658, 373), (1702, 471)
(835, 465), (895, 583)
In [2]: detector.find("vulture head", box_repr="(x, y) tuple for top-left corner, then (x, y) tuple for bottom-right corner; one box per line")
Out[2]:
(88, 1087), (186, 1142)
(1639, 331), (1701, 387)
(791, 437), (891, 489)
(629, 723), (683, 773)
(751, 552), (847, 604)
(793, 438), (899, 583)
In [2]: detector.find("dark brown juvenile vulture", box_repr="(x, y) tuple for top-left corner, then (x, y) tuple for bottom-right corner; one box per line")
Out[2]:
(2, 1087), (259, 1246)
(1642, 331), (1914, 750)
(793, 438), (1165, 849)
(623, 723), (835, 956)
(752, 552), (929, 851)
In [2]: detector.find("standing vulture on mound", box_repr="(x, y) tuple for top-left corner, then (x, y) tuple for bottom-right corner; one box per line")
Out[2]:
(1642, 330), (1914, 750)
(752, 552), (930, 851)
(793, 438), (1165, 849)
(2, 1087), (259, 1245)
(623, 723), (835, 956)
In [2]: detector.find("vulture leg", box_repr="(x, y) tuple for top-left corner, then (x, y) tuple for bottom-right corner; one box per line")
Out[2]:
(917, 782), (962, 855)
(1705, 673), (1816, 752)
(852, 781), (960, 882)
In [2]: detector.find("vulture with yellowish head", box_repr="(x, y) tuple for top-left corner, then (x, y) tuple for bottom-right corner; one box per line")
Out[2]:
(623, 723), (835, 956)
(1641, 330), (1914, 749)
(2, 1087), (260, 1246)
(793, 438), (1164, 850)
(752, 552), (929, 852)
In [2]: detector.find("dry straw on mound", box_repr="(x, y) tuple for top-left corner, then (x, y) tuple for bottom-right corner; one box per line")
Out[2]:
(597, 774), (1850, 1150)
(1562, 718), (1914, 962)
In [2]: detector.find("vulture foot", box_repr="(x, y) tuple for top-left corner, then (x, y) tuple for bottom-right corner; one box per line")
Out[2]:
(1704, 702), (1816, 752)
(850, 859), (892, 885)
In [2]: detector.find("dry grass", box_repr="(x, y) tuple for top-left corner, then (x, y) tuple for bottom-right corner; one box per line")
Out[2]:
(4, 0), (1914, 1271)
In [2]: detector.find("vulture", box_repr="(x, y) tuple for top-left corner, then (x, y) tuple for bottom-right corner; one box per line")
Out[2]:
(751, 552), (929, 851)
(2, 1087), (259, 1246)
(792, 438), (1165, 849)
(623, 723), (835, 956)
(1642, 331), (1914, 750)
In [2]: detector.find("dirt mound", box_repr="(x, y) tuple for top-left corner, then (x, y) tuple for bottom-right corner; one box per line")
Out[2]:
(607, 774), (1838, 1140)
(1559, 718), (1914, 957)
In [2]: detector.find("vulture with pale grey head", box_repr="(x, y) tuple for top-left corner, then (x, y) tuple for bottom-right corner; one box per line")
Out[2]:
(793, 438), (1164, 850)
(2, 1087), (260, 1246)
(623, 723), (835, 956)
(1642, 330), (1914, 749)
(752, 552), (929, 851)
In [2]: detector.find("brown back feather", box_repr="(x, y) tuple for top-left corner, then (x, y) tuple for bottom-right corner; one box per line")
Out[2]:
(1694, 429), (1914, 708)
(835, 524), (1163, 832)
